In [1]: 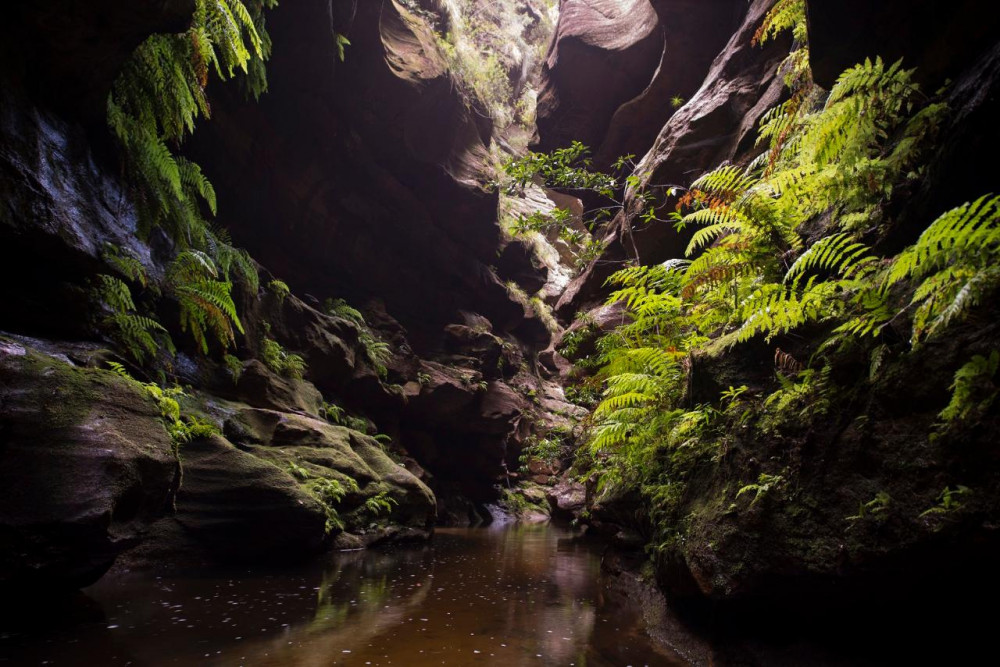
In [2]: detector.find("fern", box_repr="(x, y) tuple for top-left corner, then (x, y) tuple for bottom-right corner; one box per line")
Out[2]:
(259, 325), (307, 380)
(109, 0), (272, 289)
(939, 352), (999, 423)
(94, 274), (174, 364)
(887, 195), (1000, 342)
(753, 0), (806, 46)
(168, 251), (244, 353)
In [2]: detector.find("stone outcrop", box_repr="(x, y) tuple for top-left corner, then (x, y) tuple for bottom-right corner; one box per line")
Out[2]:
(535, 1), (747, 168)
(0, 339), (177, 590)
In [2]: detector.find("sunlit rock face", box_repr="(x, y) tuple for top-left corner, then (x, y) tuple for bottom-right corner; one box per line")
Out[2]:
(534, 0), (664, 165)
(553, 0), (789, 317)
(535, 0), (746, 168)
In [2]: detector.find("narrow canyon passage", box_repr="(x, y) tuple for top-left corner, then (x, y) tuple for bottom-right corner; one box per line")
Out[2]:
(2, 0), (999, 665)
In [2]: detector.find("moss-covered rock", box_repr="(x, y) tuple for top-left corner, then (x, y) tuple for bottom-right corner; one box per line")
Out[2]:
(0, 339), (176, 590)
(224, 408), (436, 532)
(173, 434), (329, 561)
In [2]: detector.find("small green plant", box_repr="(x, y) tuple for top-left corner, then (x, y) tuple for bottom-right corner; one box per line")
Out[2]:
(169, 415), (221, 445)
(268, 278), (290, 304)
(847, 491), (891, 522)
(287, 461), (311, 480)
(939, 351), (999, 423)
(518, 434), (565, 473)
(920, 485), (972, 517)
(323, 298), (393, 379)
(223, 353), (244, 384)
(417, 371), (432, 386)
(500, 488), (532, 516)
(168, 250), (244, 354)
(670, 95), (685, 109)
(259, 322), (307, 379)
(363, 491), (398, 518)
(319, 402), (346, 425)
(345, 415), (370, 433)
(736, 473), (786, 506)
(310, 476), (359, 533)
(94, 275), (174, 364)
(107, 362), (218, 449)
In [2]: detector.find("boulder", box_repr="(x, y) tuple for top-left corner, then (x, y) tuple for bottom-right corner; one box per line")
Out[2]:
(174, 434), (328, 561)
(234, 359), (323, 417)
(225, 408), (436, 529)
(547, 478), (587, 518)
(0, 340), (176, 590)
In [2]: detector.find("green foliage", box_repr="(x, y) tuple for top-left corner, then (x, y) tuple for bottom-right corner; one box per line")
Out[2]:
(268, 279), (290, 304)
(319, 402), (346, 425)
(939, 352), (999, 423)
(360, 330), (392, 380)
(260, 333), (307, 380)
(168, 250), (244, 354)
(344, 415), (370, 434)
(323, 298), (392, 379)
(107, 362), (218, 449)
(920, 485), (972, 517)
(102, 243), (149, 287)
(736, 473), (786, 506)
(94, 275), (174, 364)
(169, 415), (222, 445)
(559, 3), (990, 558)
(363, 491), (398, 519)
(518, 434), (565, 473)
(109, 0), (274, 247)
(223, 353), (244, 383)
(500, 141), (616, 194)
(107, 0), (263, 357)
(847, 491), (891, 522)
(310, 475), (360, 533)
(886, 195), (1000, 343)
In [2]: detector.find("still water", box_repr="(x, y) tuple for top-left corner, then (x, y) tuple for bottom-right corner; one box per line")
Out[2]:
(2, 524), (685, 666)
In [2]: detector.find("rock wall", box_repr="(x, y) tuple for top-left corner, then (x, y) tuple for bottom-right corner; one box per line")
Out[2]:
(554, 0), (788, 317)
(0, 0), (567, 590)
(188, 0), (518, 349)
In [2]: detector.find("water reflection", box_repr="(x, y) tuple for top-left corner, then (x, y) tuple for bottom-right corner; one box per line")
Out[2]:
(1, 524), (685, 666)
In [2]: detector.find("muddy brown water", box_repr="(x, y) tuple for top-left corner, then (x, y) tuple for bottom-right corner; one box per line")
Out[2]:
(1, 524), (686, 666)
